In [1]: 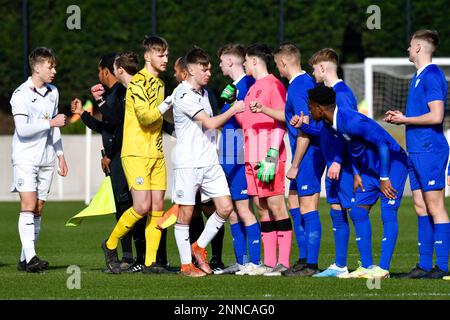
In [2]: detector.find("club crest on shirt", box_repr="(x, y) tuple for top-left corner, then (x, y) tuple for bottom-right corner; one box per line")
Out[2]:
(176, 190), (184, 199)
(49, 94), (56, 103)
(136, 177), (144, 185)
(255, 90), (262, 98)
(17, 178), (24, 187)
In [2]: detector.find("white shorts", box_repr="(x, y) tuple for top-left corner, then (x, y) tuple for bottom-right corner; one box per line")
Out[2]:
(10, 164), (54, 201)
(172, 165), (231, 205)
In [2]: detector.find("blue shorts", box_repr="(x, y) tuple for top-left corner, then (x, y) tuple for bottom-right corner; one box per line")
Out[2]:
(408, 150), (448, 192)
(325, 165), (355, 209)
(221, 163), (249, 201)
(295, 145), (326, 197)
(354, 150), (408, 210)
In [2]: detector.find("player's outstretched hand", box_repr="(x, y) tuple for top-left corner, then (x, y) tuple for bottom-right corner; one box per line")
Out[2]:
(90, 83), (105, 101)
(232, 100), (245, 114)
(380, 179), (397, 199)
(327, 162), (341, 180)
(384, 110), (406, 125)
(290, 112), (304, 128)
(353, 174), (365, 192)
(250, 101), (264, 113)
(58, 155), (68, 177)
(71, 98), (83, 115)
(50, 114), (67, 128)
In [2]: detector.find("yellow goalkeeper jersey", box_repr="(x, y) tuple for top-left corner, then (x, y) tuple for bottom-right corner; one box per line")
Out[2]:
(122, 67), (164, 158)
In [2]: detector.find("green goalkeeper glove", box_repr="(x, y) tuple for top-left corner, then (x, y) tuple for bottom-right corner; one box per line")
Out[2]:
(255, 148), (279, 183)
(220, 84), (237, 105)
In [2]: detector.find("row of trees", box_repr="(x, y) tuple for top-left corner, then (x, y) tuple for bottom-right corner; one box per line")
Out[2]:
(1, 0), (449, 133)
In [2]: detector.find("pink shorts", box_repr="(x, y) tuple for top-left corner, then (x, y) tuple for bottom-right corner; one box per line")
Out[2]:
(245, 161), (285, 198)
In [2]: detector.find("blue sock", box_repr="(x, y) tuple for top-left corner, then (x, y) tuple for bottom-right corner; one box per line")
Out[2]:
(379, 209), (398, 270)
(289, 208), (307, 260)
(434, 222), (450, 272)
(417, 215), (434, 271)
(349, 206), (373, 268)
(330, 209), (350, 268)
(230, 222), (247, 265)
(303, 211), (321, 265)
(245, 222), (261, 265)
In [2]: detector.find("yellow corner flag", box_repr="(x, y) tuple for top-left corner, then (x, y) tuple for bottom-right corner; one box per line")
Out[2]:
(65, 176), (116, 227)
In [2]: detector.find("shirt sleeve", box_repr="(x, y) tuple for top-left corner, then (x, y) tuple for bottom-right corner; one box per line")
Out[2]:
(177, 91), (204, 118)
(52, 127), (64, 156)
(10, 90), (29, 117)
(424, 71), (446, 103)
(290, 84), (310, 116)
(270, 80), (287, 110)
(346, 116), (391, 178)
(128, 81), (162, 126)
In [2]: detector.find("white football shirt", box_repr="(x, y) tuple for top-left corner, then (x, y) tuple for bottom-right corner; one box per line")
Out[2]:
(172, 81), (219, 169)
(10, 77), (63, 166)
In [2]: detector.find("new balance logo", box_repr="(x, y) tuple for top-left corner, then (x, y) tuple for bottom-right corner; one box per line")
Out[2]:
(332, 228), (337, 232)
(435, 240), (443, 244)
(356, 237), (361, 241)
(240, 190), (248, 195)
(428, 180), (436, 186)
(252, 240), (260, 245)
(388, 200), (396, 205)
(301, 185), (308, 190)
(418, 242), (422, 246)
(382, 237), (387, 241)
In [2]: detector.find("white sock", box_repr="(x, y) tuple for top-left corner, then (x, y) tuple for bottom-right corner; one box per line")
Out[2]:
(18, 212), (36, 263)
(20, 215), (41, 262)
(197, 212), (226, 248)
(174, 224), (192, 264)
(34, 215), (41, 242)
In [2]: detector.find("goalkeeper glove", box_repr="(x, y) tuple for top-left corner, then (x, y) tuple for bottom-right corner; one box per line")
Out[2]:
(220, 84), (237, 105)
(255, 148), (279, 183)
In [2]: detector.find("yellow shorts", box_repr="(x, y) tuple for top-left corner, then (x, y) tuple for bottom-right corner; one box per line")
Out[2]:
(122, 156), (166, 191)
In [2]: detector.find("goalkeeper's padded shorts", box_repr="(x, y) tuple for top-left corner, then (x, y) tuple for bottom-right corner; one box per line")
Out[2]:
(122, 156), (166, 191)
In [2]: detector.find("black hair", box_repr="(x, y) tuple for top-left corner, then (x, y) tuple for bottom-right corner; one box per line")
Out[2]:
(307, 85), (336, 107)
(245, 43), (272, 65)
(99, 53), (117, 74)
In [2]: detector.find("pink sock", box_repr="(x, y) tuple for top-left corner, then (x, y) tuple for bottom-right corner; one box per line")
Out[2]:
(277, 230), (292, 267)
(261, 219), (277, 268)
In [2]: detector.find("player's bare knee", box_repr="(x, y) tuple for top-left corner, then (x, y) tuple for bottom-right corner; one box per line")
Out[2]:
(133, 204), (150, 216)
(217, 203), (233, 219)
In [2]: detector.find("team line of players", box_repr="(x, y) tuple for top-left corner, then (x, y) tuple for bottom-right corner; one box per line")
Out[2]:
(11, 30), (450, 279)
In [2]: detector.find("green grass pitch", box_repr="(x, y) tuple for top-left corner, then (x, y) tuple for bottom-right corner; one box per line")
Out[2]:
(0, 198), (449, 300)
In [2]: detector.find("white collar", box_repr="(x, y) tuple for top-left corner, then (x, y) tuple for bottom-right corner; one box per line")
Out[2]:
(289, 71), (306, 84)
(332, 105), (338, 130)
(233, 74), (246, 85)
(330, 79), (343, 88)
(27, 77), (51, 95)
(416, 63), (433, 77)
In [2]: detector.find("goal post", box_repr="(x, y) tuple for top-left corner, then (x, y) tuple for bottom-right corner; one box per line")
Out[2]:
(364, 58), (450, 120)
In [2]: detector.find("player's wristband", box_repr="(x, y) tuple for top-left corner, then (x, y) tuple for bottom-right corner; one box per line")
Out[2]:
(380, 177), (390, 181)
(96, 97), (105, 105)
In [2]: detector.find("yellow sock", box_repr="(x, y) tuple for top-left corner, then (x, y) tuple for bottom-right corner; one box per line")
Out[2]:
(145, 211), (164, 267)
(106, 207), (143, 250)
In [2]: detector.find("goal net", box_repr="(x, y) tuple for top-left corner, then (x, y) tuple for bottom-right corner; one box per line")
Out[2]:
(342, 58), (450, 128)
